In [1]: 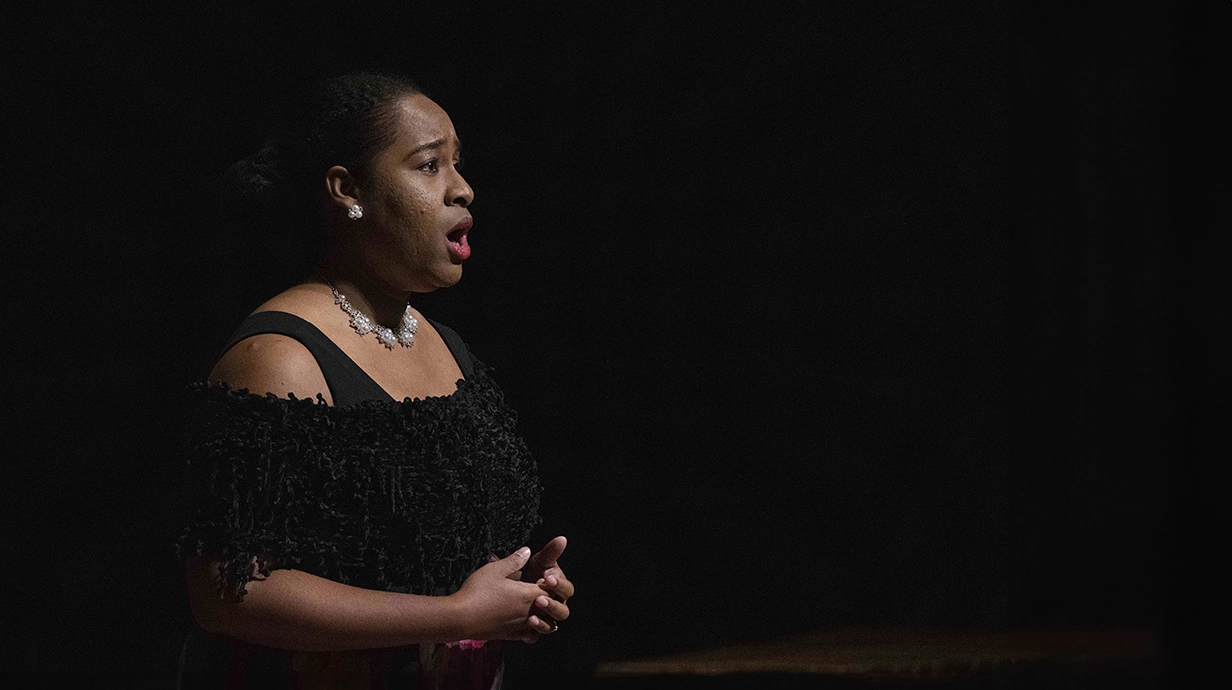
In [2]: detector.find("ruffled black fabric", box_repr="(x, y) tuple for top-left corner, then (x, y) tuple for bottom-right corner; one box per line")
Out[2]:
(174, 357), (541, 600)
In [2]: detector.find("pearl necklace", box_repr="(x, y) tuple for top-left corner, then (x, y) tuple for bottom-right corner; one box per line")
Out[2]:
(326, 280), (419, 349)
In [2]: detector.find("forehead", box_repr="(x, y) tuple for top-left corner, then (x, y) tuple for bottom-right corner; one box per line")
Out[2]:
(389, 94), (457, 148)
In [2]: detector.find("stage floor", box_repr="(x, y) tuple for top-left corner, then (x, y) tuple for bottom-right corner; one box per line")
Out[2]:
(591, 628), (1161, 688)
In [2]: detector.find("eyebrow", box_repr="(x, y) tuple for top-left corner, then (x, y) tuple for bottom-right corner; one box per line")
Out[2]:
(405, 138), (461, 159)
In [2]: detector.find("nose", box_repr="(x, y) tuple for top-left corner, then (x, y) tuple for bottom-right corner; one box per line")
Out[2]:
(449, 168), (474, 208)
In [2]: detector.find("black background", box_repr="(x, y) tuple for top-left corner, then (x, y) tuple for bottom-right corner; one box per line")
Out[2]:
(5, 0), (1227, 683)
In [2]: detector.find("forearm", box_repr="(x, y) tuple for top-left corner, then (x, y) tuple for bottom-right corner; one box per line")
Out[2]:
(187, 557), (468, 652)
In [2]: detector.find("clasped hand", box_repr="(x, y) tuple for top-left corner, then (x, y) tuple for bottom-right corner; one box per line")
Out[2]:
(452, 536), (574, 644)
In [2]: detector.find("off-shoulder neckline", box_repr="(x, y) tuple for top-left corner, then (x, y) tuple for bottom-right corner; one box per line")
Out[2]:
(219, 310), (474, 408)
(187, 372), (480, 411)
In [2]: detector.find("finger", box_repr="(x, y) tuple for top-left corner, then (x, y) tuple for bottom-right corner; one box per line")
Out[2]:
(497, 547), (531, 577)
(527, 614), (555, 634)
(540, 572), (575, 601)
(531, 536), (567, 571)
(536, 578), (559, 599)
(506, 569), (523, 581)
(534, 595), (570, 622)
(520, 630), (540, 645)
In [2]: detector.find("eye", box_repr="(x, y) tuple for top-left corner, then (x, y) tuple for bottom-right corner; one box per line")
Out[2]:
(419, 159), (440, 173)
(454, 156), (465, 171)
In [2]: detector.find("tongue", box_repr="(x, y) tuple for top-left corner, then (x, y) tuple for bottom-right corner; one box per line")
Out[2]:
(449, 233), (471, 260)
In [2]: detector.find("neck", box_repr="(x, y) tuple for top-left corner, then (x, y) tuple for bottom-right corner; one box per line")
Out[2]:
(313, 255), (412, 329)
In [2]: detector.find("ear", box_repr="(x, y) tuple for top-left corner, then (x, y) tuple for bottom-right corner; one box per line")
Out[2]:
(324, 165), (361, 211)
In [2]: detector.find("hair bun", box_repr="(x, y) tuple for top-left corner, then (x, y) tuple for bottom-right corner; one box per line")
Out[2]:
(223, 140), (283, 199)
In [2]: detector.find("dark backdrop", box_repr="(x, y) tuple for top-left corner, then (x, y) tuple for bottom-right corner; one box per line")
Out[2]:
(5, 0), (1226, 682)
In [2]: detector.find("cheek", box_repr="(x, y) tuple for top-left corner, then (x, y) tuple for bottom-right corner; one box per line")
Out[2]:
(388, 184), (432, 222)
(382, 191), (439, 255)
(372, 170), (419, 211)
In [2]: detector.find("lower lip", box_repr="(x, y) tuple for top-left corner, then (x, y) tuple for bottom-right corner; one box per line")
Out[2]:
(448, 232), (471, 261)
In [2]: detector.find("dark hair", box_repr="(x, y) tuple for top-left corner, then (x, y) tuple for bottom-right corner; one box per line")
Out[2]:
(219, 72), (423, 287)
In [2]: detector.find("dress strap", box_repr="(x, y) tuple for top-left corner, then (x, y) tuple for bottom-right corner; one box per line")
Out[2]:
(428, 319), (475, 380)
(222, 311), (393, 406)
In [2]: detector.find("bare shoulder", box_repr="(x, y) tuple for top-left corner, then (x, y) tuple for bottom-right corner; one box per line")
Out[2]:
(209, 333), (332, 405)
(252, 281), (327, 315)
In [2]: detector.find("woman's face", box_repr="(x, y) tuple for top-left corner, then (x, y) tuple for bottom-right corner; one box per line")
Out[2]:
(355, 93), (474, 293)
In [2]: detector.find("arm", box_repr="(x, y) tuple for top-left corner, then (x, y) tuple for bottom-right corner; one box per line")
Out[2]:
(187, 555), (458, 650)
(186, 549), (542, 651)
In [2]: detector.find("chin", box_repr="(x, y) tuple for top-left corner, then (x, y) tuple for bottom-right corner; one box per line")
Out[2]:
(414, 266), (463, 292)
(439, 265), (464, 287)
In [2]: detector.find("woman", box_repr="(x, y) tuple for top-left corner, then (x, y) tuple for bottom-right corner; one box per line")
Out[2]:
(176, 72), (573, 689)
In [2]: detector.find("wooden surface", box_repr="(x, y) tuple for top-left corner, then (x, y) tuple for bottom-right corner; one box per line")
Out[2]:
(596, 628), (1160, 681)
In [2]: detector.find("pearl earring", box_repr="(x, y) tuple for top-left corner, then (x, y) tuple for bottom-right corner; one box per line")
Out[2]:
(348, 204), (364, 220)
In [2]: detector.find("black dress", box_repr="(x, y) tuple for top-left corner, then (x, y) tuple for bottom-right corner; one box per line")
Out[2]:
(175, 311), (542, 689)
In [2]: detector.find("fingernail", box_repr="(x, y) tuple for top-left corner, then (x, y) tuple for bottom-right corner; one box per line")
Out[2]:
(517, 547), (531, 558)
(537, 596), (551, 607)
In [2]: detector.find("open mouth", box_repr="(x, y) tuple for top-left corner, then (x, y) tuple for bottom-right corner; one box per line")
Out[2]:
(447, 223), (471, 260)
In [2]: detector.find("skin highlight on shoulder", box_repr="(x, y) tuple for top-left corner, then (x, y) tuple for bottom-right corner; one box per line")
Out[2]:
(210, 333), (332, 405)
